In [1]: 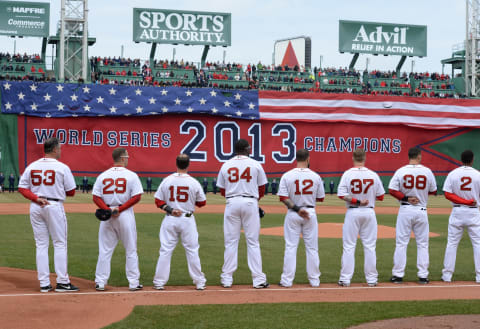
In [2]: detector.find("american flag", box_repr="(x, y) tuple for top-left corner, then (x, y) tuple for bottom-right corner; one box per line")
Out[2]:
(3, 81), (480, 128)
(259, 91), (480, 128)
(0, 81), (259, 120)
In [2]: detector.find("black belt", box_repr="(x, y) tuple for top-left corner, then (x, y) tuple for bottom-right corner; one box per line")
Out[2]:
(401, 202), (410, 206)
(185, 212), (193, 217)
(39, 196), (60, 202)
(349, 206), (373, 209)
(453, 205), (477, 208)
(107, 204), (122, 207)
(226, 195), (255, 199)
(305, 206), (315, 208)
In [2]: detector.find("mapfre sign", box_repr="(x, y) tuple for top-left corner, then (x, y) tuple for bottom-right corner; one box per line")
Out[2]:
(133, 8), (231, 46)
(339, 20), (427, 57)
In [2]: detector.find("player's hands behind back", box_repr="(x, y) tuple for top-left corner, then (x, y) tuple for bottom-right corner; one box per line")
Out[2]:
(298, 208), (310, 220)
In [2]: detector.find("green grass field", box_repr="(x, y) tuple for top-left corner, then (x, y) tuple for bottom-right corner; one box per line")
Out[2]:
(1, 192), (479, 328)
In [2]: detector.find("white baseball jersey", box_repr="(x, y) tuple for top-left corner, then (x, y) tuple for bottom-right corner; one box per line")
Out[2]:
(443, 166), (480, 205)
(337, 167), (385, 207)
(92, 167), (143, 205)
(19, 158), (76, 200)
(388, 164), (437, 207)
(278, 168), (325, 206)
(217, 155), (268, 198)
(155, 173), (206, 213)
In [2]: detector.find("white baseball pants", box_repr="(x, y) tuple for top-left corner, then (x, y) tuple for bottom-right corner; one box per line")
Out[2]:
(442, 207), (480, 282)
(339, 208), (378, 284)
(280, 208), (320, 287)
(30, 202), (70, 286)
(221, 197), (267, 287)
(392, 206), (429, 278)
(95, 209), (140, 289)
(153, 215), (206, 287)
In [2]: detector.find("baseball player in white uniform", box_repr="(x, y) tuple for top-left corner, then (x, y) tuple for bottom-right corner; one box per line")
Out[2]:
(388, 147), (437, 284)
(337, 148), (385, 287)
(18, 137), (79, 292)
(153, 154), (207, 290)
(217, 139), (269, 288)
(278, 149), (325, 287)
(92, 147), (143, 291)
(442, 150), (480, 282)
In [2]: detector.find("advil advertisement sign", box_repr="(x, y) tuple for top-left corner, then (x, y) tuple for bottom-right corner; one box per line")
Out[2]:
(18, 115), (471, 177)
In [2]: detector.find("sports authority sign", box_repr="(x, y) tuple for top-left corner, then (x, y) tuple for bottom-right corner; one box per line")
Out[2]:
(132, 8), (231, 46)
(0, 1), (49, 37)
(339, 20), (427, 57)
(18, 115), (464, 177)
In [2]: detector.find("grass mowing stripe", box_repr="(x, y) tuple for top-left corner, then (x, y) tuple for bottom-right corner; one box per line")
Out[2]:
(1, 211), (478, 286)
(104, 300), (480, 329)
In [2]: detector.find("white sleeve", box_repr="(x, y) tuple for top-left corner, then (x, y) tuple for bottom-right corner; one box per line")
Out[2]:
(376, 174), (385, 196)
(257, 164), (268, 186)
(130, 173), (144, 197)
(428, 169), (437, 193)
(216, 166), (225, 189)
(443, 173), (453, 193)
(337, 173), (349, 197)
(388, 170), (400, 191)
(195, 180), (207, 202)
(63, 166), (77, 192)
(154, 178), (166, 201)
(18, 167), (31, 189)
(277, 175), (288, 197)
(92, 175), (103, 197)
(316, 176), (325, 199)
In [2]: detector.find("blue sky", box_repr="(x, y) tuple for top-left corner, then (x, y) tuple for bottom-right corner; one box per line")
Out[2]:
(1, 0), (465, 74)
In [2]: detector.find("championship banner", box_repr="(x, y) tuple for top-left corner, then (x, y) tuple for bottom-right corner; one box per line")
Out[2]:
(132, 8), (231, 46)
(18, 114), (473, 177)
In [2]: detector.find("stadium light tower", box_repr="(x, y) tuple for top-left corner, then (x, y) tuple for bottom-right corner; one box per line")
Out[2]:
(59, 0), (89, 81)
(465, 0), (480, 97)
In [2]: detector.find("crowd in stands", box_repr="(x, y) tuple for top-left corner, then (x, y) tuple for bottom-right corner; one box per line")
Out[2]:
(0, 52), (43, 63)
(0, 53), (462, 98)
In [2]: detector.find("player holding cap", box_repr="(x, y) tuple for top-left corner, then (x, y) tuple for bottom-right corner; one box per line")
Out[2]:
(442, 150), (480, 283)
(153, 154), (207, 291)
(389, 147), (437, 284)
(217, 139), (269, 289)
(278, 149), (325, 287)
(337, 148), (385, 287)
(92, 147), (144, 291)
(18, 137), (79, 292)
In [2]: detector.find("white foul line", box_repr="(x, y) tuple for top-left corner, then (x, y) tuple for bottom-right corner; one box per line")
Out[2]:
(1, 284), (480, 298)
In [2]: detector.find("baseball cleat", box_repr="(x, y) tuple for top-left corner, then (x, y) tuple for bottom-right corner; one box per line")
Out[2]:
(367, 282), (378, 287)
(40, 284), (53, 293)
(196, 284), (206, 291)
(129, 284), (143, 291)
(418, 277), (429, 284)
(221, 283), (232, 288)
(55, 283), (79, 292)
(441, 278), (451, 283)
(390, 276), (403, 284)
(337, 281), (350, 287)
(253, 282), (270, 289)
(95, 284), (105, 291)
(153, 285), (165, 290)
(278, 282), (291, 288)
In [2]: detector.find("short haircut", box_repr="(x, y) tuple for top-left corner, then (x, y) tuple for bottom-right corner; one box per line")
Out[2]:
(408, 147), (421, 159)
(44, 137), (59, 154)
(176, 154), (190, 169)
(461, 150), (474, 164)
(112, 147), (127, 162)
(296, 148), (309, 162)
(234, 139), (250, 155)
(353, 148), (366, 162)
